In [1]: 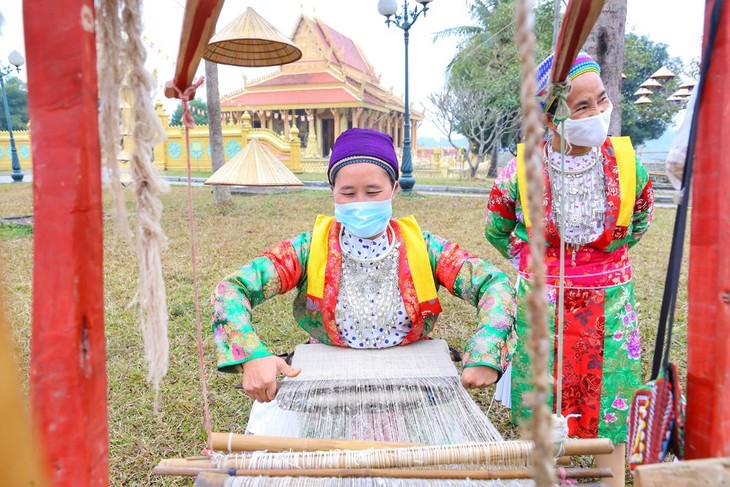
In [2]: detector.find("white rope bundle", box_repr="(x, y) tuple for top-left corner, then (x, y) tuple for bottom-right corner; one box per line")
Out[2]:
(113, 0), (170, 408)
(97, 0), (132, 242)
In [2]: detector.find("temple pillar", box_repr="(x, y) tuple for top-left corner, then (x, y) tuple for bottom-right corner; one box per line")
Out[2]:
(241, 111), (251, 146)
(288, 125), (303, 173)
(304, 109), (320, 158)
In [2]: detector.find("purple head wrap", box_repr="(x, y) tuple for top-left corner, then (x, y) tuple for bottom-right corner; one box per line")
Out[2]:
(327, 128), (399, 185)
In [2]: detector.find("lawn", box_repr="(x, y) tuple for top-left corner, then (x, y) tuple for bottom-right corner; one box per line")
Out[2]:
(0, 182), (687, 485)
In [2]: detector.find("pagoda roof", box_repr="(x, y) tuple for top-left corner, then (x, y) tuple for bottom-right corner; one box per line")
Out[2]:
(220, 15), (422, 119)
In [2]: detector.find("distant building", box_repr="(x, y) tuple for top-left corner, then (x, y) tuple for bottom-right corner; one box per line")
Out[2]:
(220, 15), (422, 158)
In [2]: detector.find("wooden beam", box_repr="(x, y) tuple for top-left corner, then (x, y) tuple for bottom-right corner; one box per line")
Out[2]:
(165, 0), (225, 99)
(24, 1), (107, 485)
(686, 0), (730, 459)
(634, 457), (730, 486)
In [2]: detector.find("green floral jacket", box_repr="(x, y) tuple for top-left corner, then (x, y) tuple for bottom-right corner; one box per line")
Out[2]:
(212, 218), (516, 374)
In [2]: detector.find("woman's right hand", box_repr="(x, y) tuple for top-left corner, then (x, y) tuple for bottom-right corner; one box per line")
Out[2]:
(241, 355), (301, 403)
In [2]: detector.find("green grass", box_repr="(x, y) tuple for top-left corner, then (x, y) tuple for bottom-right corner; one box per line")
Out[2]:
(0, 182), (687, 485)
(0, 221), (33, 239)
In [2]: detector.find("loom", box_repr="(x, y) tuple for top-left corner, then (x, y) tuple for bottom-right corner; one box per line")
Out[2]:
(154, 340), (615, 485)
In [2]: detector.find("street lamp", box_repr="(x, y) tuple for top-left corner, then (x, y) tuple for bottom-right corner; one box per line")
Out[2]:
(378, 0), (434, 194)
(1, 49), (26, 182)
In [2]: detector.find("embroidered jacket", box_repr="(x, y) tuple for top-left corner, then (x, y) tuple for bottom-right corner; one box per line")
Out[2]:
(485, 137), (654, 268)
(212, 216), (516, 374)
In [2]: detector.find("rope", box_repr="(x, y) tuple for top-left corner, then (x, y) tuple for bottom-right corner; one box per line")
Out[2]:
(515, 1), (555, 486)
(551, 83), (570, 418)
(170, 77), (214, 456)
(121, 0), (171, 411)
(97, 0), (132, 243)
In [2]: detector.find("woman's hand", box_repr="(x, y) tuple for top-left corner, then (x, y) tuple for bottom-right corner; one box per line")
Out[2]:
(461, 365), (499, 389)
(242, 355), (301, 402)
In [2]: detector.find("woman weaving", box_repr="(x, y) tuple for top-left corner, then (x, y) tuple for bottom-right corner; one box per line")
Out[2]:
(212, 128), (516, 405)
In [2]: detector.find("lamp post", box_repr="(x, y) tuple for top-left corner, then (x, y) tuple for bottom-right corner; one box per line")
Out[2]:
(378, 0), (434, 194)
(1, 50), (26, 182)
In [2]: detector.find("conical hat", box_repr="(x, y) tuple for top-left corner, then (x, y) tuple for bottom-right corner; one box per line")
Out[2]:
(204, 7), (302, 67)
(204, 138), (304, 187)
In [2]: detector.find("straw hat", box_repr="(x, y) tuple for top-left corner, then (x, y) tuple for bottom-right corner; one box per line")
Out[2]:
(205, 138), (303, 187)
(204, 7), (302, 67)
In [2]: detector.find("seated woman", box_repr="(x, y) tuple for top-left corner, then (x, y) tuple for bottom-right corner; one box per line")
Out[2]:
(211, 128), (516, 405)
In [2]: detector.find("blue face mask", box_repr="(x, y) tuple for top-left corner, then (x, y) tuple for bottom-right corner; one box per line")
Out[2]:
(334, 196), (393, 238)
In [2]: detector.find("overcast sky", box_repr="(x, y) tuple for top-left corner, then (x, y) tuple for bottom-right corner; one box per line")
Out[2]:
(0, 0), (705, 138)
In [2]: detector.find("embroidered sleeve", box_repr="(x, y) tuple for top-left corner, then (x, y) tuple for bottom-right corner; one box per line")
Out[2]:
(485, 159), (521, 267)
(627, 157), (654, 249)
(425, 233), (517, 373)
(211, 232), (310, 373)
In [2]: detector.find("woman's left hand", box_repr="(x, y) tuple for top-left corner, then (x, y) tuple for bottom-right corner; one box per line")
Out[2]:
(461, 365), (499, 389)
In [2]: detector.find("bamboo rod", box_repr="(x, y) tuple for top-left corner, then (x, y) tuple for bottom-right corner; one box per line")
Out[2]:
(210, 432), (613, 456)
(155, 466), (613, 480)
(211, 432), (420, 452)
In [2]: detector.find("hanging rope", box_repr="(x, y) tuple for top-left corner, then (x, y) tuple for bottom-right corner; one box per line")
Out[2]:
(515, 1), (555, 486)
(171, 77), (214, 456)
(121, 0), (171, 411)
(97, 0), (132, 243)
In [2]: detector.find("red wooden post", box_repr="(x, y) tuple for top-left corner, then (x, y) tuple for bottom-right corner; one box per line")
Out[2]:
(685, 0), (730, 459)
(25, 1), (108, 484)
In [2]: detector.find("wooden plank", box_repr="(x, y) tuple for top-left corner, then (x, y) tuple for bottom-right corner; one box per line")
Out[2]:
(194, 472), (229, 487)
(24, 0), (107, 485)
(686, 0), (730, 459)
(165, 0), (225, 99)
(634, 457), (730, 486)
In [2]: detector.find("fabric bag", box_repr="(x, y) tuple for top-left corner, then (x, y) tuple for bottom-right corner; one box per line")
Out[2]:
(627, 362), (685, 469)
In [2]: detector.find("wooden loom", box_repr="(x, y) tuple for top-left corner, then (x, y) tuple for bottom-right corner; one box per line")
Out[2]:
(16, 0), (730, 486)
(151, 341), (616, 485)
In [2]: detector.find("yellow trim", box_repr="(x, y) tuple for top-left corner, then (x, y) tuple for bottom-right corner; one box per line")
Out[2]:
(515, 144), (531, 227)
(307, 215), (335, 299)
(396, 215), (438, 304)
(610, 136), (637, 227)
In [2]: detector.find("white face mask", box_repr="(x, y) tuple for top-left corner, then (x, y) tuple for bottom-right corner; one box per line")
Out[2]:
(557, 102), (613, 148)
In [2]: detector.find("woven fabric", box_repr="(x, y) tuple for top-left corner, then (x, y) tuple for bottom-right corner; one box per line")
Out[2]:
(290, 339), (458, 380)
(328, 128), (398, 184)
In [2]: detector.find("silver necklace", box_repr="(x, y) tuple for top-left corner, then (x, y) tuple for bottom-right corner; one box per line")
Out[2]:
(336, 226), (402, 347)
(545, 142), (607, 247)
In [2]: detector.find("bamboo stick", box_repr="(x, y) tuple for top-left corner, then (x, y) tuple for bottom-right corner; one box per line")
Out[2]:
(210, 432), (613, 456)
(211, 432), (420, 452)
(155, 466), (613, 480)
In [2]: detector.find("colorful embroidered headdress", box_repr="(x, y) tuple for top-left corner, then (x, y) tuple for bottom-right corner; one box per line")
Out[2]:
(536, 51), (601, 113)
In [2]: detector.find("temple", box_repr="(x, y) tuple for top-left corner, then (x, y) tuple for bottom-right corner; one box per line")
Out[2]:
(219, 15), (422, 158)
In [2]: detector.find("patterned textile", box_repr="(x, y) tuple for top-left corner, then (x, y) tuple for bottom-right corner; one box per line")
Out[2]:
(536, 51), (601, 112)
(213, 217), (516, 375)
(484, 138), (654, 443)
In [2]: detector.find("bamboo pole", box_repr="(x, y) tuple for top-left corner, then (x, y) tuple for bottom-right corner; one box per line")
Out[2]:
(211, 432), (613, 456)
(211, 432), (419, 452)
(155, 466), (613, 480)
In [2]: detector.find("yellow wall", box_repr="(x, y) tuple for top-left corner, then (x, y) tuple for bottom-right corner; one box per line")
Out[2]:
(0, 118), (303, 174)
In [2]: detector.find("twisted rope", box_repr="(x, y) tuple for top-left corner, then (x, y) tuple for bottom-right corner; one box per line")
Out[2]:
(121, 0), (170, 411)
(515, 1), (555, 485)
(97, 0), (132, 242)
(170, 76), (214, 456)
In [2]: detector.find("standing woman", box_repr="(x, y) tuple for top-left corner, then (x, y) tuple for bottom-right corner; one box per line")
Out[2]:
(484, 53), (654, 486)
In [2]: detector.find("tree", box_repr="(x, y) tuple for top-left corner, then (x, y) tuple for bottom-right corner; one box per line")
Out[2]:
(620, 33), (685, 146)
(583, 0), (628, 136)
(204, 60), (231, 204)
(0, 76), (29, 131)
(433, 0), (554, 177)
(169, 98), (208, 127)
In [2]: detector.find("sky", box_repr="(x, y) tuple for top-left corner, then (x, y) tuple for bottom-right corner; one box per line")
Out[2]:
(0, 0), (706, 139)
